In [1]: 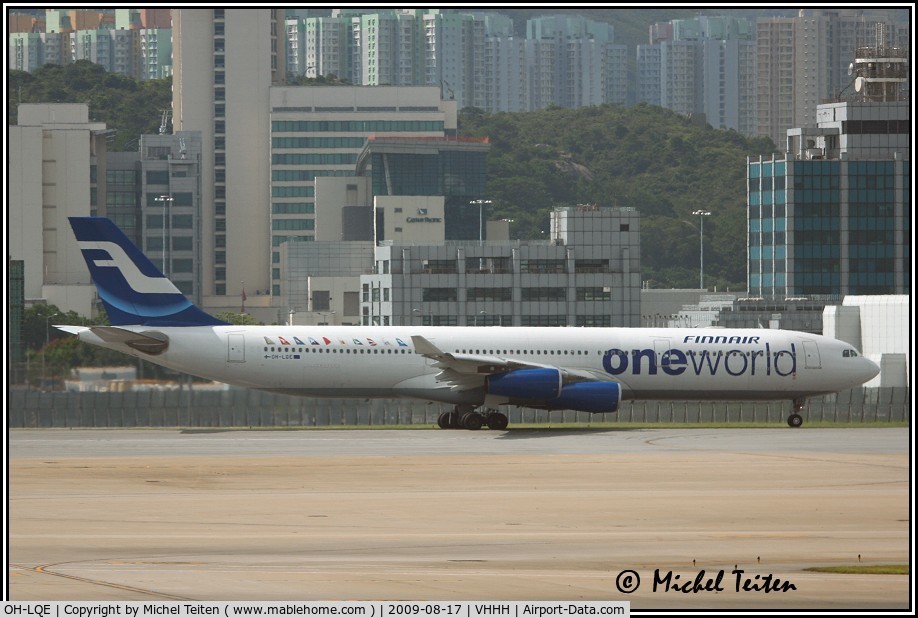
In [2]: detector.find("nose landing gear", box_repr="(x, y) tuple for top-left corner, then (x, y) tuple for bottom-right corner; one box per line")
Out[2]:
(787, 398), (805, 428)
(437, 406), (509, 430)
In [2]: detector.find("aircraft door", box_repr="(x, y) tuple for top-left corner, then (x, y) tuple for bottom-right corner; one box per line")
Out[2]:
(227, 333), (246, 363)
(802, 339), (821, 369)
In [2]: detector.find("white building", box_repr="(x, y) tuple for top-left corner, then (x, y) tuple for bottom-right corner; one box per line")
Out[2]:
(8, 103), (107, 316)
(824, 295), (910, 387)
(172, 8), (286, 317)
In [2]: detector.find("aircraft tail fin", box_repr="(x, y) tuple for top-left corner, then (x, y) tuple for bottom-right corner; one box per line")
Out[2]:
(69, 217), (227, 327)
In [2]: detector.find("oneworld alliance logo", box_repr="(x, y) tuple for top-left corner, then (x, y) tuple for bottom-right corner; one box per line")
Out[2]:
(603, 342), (797, 378)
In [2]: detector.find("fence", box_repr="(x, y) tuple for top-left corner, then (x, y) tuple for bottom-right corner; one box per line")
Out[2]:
(6, 387), (910, 428)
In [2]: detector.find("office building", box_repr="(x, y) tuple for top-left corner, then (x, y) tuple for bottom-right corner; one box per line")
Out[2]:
(282, 241), (375, 326)
(268, 86), (458, 300)
(354, 135), (490, 242)
(747, 44), (909, 297)
(138, 132), (204, 303)
(361, 206), (641, 327)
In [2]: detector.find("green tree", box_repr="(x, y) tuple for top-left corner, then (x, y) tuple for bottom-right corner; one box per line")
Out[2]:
(214, 312), (261, 325)
(9, 61), (171, 150)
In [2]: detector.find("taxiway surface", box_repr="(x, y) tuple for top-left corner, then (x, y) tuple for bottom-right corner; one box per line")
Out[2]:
(8, 427), (911, 609)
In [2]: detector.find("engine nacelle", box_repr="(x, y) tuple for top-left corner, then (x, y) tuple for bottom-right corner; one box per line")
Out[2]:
(487, 368), (562, 400)
(547, 381), (621, 413)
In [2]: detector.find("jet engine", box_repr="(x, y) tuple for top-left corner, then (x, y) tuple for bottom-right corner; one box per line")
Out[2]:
(547, 381), (621, 413)
(486, 368), (562, 400)
(487, 369), (621, 413)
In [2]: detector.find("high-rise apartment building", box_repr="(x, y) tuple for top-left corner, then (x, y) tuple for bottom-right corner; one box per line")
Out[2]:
(484, 36), (529, 113)
(636, 44), (662, 107)
(756, 9), (908, 146)
(639, 16), (756, 135)
(754, 17), (795, 146)
(138, 27), (173, 80)
(283, 10), (625, 114)
(9, 8), (173, 79)
(527, 15), (622, 110)
(9, 32), (43, 72)
(286, 12), (353, 81)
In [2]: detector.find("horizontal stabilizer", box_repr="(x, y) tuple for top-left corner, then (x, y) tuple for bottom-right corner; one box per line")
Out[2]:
(84, 326), (169, 355)
(53, 325), (89, 336)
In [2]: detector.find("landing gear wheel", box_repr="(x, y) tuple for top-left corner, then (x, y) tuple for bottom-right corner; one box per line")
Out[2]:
(487, 411), (509, 431)
(438, 411), (462, 429)
(461, 412), (484, 430)
(787, 413), (803, 428)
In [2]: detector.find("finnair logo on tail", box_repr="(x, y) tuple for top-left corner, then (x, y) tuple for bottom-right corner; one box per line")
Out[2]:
(78, 241), (178, 295)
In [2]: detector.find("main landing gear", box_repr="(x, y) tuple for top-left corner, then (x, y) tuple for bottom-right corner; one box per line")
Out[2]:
(438, 406), (509, 431)
(787, 398), (805, 428)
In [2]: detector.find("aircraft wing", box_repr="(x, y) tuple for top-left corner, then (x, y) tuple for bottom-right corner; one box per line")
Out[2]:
(411, 335), (601, 392)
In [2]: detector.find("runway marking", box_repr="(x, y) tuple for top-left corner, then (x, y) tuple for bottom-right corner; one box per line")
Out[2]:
(109, 561), (206, 565)
(31, 561), (197, 601)
(642, 435), (908, 471)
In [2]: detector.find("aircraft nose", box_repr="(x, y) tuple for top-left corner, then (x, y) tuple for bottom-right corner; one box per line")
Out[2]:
(861, 357), (881, 383)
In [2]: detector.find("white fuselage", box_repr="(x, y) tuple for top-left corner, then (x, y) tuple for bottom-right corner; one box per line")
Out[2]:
(77, 325), (879, 408)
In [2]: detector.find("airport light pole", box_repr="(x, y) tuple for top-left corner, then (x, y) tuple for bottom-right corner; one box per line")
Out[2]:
(469, 199), (491, 247)
(692, 210), (711, 290)
(155, 195), (174, 276)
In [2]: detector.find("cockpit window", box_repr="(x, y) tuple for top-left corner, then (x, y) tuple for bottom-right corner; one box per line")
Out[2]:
(843, 349), (859, 358)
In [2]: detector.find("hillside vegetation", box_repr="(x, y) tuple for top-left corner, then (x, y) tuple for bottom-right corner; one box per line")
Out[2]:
(459, 104), (776, 290)
(9, 62), (775, 289)
(8, 60), (171, 150)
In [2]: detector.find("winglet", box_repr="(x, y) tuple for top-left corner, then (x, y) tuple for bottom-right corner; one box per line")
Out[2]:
(69, 217), (227, 327)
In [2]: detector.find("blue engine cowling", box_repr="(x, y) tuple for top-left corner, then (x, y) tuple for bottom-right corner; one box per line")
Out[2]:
(546, 381), (621, 413)
(487, 368), (562, 400)
(487, 370), (620, 413)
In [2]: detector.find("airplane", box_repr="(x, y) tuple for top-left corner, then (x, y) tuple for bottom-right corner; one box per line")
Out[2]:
(57, 216), (880, 430)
